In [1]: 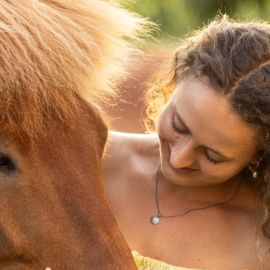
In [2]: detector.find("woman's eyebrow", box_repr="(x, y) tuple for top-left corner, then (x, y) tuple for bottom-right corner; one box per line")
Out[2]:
(206, 147), (234, 160)
(173, 105), (234, 161)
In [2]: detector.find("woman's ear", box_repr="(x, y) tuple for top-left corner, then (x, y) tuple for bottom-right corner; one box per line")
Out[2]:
(249, 149), (264, 165)
(249, 157), (263, 165)
(249, 159), (258, 165)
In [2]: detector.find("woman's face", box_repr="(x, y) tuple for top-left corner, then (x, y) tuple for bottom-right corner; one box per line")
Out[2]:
(157, 78), (259, 187)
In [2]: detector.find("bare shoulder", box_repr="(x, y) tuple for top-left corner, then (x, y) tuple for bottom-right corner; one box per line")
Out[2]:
(103, 131), (159, 169)
(103, 131), (159, 172)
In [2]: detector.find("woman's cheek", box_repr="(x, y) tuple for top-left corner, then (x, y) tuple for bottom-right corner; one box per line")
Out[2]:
(200, 160), (238, 182)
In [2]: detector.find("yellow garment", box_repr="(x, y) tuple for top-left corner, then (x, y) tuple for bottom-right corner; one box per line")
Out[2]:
(132, 251), (249, 270)
(132, 251), (209, 270)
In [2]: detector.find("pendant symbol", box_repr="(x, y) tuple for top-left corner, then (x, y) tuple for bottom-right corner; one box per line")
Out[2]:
(150, 215), (160, 225)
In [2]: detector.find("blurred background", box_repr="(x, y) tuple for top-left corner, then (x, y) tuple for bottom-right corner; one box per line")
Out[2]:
(103, 0), (270, 134)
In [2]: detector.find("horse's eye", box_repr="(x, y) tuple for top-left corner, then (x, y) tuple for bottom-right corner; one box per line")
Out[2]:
(0, 156), (10, 167)
(0, 155), (15, 173)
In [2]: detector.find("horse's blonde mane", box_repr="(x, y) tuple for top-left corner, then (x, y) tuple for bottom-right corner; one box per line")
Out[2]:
(0, 0), (151, 139)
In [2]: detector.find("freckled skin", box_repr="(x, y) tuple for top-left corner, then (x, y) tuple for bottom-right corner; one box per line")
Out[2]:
(103, 78), (269, 269)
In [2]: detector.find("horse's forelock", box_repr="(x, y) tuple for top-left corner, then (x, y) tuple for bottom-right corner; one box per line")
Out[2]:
(0, 0), (152, 140)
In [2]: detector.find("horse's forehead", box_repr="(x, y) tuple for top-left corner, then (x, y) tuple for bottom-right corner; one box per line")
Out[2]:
(0, 99), (108, 170)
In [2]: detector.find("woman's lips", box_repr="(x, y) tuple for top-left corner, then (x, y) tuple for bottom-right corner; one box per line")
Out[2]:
(172, 167), (199, 174)
(167, 145), (199, 174)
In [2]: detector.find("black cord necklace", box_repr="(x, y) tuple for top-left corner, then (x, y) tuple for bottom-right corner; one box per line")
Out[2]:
(150, 164), (244, 225)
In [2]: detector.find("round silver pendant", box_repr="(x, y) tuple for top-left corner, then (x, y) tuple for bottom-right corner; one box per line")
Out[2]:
(150, 215), (160, 225)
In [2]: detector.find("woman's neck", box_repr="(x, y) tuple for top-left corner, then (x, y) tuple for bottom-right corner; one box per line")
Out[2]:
(157, 170), (256, 208)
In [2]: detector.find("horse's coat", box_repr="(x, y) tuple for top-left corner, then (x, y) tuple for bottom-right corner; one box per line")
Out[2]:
(0, 99), (138, 269)
(0, 0), (151, 269)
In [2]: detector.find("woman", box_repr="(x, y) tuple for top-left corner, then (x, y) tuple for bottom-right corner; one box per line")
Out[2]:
(103, 16), (270, 269)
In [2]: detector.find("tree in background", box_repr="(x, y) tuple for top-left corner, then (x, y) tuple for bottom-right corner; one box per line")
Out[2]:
(124, 0), (270, 45)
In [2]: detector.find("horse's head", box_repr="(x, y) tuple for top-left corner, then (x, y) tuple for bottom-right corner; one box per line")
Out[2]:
(0, 100), (118, 269)
(0, 0), (151, 268)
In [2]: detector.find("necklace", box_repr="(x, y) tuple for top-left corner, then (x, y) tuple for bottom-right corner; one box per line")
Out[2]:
(150, 164), (244, 225)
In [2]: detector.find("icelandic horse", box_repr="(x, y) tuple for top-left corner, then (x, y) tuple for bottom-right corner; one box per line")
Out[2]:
(0, 0), (150, 269)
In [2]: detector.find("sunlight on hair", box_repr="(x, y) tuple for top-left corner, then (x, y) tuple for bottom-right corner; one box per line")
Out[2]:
(0, 0), (154, 140)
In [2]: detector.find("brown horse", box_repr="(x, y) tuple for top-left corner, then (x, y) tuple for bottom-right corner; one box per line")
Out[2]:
(0, 0), (151, 269)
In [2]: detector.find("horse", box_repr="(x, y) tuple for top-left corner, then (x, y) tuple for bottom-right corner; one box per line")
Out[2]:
(0, 0), (151, 269)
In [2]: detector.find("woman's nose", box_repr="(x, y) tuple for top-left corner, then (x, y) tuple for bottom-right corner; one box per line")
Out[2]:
(169, 140), (195, 168)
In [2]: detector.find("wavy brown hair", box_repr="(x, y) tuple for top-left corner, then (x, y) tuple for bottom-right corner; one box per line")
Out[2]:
(145, 15), (270, 256)
(0, 0), (153, 141)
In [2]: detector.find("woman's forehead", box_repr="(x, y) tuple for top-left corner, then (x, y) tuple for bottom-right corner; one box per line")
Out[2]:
(171, 79), (257, 155)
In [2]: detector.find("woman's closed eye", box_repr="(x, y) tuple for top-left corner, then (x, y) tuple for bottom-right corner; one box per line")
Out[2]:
(205, 152), (223, 165)
(171, 117), (188, 135)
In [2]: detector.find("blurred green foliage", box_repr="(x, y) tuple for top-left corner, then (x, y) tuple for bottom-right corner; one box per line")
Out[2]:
(123, 0), (270, 45)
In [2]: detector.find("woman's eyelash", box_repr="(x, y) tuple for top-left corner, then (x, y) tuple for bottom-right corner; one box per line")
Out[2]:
(171, 119), (186, 135)
(205, 153), (222, 165)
